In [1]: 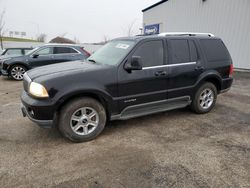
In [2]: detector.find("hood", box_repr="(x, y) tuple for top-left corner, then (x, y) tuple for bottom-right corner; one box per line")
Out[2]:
(27, 60), (108, 80)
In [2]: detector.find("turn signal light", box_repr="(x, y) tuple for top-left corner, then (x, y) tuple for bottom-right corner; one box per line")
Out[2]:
(229, 64), (234, 76)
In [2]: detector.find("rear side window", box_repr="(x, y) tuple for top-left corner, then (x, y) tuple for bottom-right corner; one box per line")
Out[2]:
(133, 40), (164, 67)
(170, 39), (190, 64)
(201, 39), (230, 62)
(5, 49), (23, 56)
(54, 47), (78, 54)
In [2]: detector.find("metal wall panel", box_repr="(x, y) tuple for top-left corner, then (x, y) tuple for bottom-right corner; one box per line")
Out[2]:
(143, 0), (250, 69)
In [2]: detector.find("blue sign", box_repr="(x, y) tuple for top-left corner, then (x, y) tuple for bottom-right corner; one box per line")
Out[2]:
(144, 24), (160, 35)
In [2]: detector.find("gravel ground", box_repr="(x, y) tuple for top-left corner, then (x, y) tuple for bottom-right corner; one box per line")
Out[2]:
(0, 73), (249, 188)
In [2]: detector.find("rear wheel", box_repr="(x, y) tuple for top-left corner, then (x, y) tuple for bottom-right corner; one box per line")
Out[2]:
(191, 82), (217, 114)
(10, 65), (27, 81)
(58, 97), (106, 142)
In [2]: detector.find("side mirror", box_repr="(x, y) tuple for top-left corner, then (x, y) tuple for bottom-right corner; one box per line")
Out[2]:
(32, 54), (39, 58)
(124, 56), (143, 72)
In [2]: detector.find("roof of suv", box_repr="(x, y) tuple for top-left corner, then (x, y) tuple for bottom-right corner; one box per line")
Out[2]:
(116, 32), (219, 41)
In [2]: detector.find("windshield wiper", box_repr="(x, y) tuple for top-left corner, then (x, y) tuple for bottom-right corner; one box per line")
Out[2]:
(88, 59), (97, 63)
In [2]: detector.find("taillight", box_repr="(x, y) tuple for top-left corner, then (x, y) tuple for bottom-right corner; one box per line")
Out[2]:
(229, 64), (234, 76)
(81, 47), (91, 57)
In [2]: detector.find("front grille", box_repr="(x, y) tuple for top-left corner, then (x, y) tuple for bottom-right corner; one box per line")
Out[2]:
(23, 73), (31, 92)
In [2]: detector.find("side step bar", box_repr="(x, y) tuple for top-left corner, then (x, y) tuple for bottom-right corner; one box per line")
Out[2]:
(111, 96), (191, 120)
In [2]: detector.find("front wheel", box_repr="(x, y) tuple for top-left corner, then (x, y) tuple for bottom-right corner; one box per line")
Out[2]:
(58, 97), (107, 142)
(10, 65), (27, 81)
(191, 82), (217, 114)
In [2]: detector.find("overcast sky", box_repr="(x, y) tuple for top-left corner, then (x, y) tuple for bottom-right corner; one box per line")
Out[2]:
(0, 0), (159, 43)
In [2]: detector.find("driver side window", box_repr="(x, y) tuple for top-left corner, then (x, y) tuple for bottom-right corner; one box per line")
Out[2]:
(36, 47), (53, 55)
(133, 40), (164, 68)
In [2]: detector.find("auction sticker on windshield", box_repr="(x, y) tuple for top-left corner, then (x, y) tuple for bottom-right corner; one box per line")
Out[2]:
(115, 43), (130, 49)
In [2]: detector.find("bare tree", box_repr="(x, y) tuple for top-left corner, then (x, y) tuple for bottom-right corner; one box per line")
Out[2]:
(0, 10), (5, 49)
(102, 35), (109, 44)
(36, 33), (47, 42)
(74, 36), (80, 44)
(127, 20), (136, 37)
(122, 19), (138, 37)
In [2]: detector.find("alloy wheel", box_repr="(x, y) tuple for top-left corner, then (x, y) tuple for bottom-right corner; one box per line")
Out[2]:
(70, 107), (99, 136)
(199, 88), (214, 110)
(11, 66), (26, 80)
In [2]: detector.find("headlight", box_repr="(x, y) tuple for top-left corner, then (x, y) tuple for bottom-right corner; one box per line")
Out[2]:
(29, 82), (49, 98)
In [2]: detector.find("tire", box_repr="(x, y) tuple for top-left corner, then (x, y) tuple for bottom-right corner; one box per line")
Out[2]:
(10, 65), (27, 81)
(191, 82), (217, 114)
(58, 97), (106, 142)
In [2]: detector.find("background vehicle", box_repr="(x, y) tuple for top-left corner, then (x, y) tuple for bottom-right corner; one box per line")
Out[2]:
(21, 33), (233, 142)
(0, 47), (33, 58)
(0, 44), (90, 80)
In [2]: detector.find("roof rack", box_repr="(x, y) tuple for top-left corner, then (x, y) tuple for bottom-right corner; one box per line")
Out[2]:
(158, 32), (215, 37)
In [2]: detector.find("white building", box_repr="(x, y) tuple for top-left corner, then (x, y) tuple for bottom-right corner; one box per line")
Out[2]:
(142, 0), (250, 70)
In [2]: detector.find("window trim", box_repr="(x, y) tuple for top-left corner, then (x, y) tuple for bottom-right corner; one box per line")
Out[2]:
(142, 61), (196, 70)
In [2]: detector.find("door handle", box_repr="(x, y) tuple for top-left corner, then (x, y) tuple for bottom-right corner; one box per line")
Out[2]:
(155, 71), (167, 76)
(195, 66), (204, 71)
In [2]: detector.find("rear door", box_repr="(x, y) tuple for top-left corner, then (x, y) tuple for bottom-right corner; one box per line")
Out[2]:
(166, 38), (202, 99)
(117, 39), (168, 111)
(53, 47), (83, 63)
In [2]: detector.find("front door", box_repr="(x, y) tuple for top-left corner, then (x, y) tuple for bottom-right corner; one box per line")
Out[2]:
(117, 39), (168, 112)
(29, 47), (55, 68)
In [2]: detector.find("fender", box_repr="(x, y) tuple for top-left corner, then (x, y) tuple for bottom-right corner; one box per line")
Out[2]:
(7, 61), (30, 72)
(194, 70), (222, 89)
(54, 88), (116, 116)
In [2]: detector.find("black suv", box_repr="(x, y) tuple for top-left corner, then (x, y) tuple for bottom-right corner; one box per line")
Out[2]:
(21, 33), (233, 142)
(0, 44), (90, 80)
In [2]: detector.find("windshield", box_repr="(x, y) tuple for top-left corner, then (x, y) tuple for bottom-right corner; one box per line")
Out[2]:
(26, 47), (40, 55)
(87, 40), (135, 65)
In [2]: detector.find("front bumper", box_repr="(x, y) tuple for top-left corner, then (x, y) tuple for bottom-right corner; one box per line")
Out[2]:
(0, 69), (8, 76)
(21, 105), (53, 128)
(21, 90), (56, 128)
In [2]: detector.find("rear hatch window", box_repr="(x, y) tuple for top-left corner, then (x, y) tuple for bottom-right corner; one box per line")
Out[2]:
(201, 39), (231, 62)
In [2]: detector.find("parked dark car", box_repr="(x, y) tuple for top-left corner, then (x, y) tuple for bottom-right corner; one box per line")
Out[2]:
(1, 47), (33, 57)
(0, 44), (90, 80)
(21, 33), (233, 142)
